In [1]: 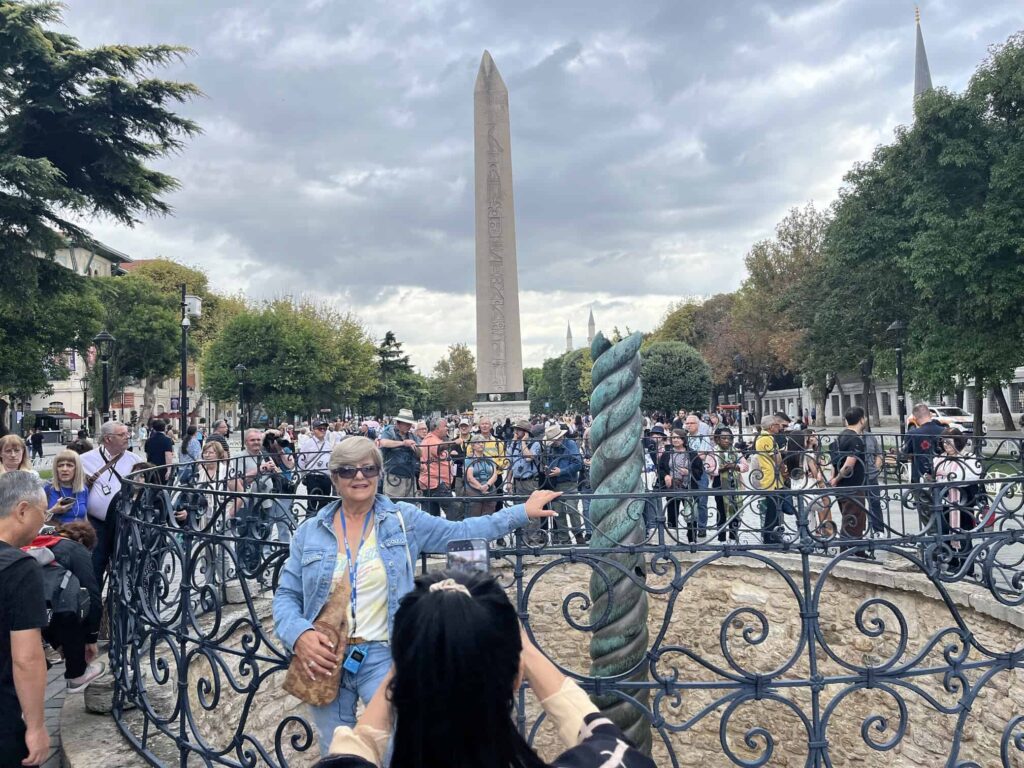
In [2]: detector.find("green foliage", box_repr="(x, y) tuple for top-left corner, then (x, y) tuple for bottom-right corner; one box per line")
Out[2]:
(201, 301), (377, 419)
(0, 258), (103, 398)
(533, 355), (566, 413)
(640, 341), (713, 416)
(523, 367), (542, 400)
(432, 343), (476, 413)
(95, 275), (181, 393)
(123, 259), (245, 351)
(0, 0), (199, 415)
(560, 348), (592, 412)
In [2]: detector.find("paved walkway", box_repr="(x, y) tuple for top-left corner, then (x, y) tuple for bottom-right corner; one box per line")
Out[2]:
(43, 661), (66, 768)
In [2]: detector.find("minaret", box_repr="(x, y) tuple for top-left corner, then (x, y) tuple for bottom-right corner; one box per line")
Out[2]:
(587, 308), (596, 346)
(566, 322), (573, 353)
(914, 6), (933, 101)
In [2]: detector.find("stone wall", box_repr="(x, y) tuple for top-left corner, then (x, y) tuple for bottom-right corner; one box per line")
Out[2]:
(124, 555), (1024, 767)
(520, 553), (1024, 767)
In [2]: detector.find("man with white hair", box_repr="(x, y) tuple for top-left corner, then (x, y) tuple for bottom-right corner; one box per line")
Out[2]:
(683, 414), (714, 539)
(80, 420), (142, 585)
(0, 472), (51, 766)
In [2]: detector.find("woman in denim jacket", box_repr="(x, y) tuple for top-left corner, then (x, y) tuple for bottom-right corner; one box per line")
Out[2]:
(273, 436), (557, 754)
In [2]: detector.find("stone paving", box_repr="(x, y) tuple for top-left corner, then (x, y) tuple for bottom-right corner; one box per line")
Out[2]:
(43, 661), (66, 768)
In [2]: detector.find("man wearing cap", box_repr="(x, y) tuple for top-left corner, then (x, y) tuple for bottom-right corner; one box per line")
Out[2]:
(377, 408), (421, 499)
(297, 421), (334, 514)
(418, 417), (454, 518)
(531, 424), (583, 544)
(506, 420), (539, 497)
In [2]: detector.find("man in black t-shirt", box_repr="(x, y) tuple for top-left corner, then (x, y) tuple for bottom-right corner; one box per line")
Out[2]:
(831, 406), (868, 551)
(144, 419), (175, 482)
(0, 471), (51, 767)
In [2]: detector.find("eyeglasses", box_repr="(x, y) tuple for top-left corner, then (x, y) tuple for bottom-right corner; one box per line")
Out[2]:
(332, 465), (381, 479)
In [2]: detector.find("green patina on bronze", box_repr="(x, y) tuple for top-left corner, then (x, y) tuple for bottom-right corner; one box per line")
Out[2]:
(587, 330), (651, 753)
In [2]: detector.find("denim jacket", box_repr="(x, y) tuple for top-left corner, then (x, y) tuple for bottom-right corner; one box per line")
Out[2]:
(272, 494), (530, 652)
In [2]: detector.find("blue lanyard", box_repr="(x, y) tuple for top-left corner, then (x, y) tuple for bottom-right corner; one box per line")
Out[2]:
(339, 511), (373, 634)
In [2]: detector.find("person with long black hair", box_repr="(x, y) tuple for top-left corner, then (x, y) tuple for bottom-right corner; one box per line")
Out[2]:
(315, 570), (655, 768)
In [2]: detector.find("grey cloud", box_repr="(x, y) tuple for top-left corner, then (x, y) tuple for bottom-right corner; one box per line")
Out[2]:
(59, 0), (1023, 366)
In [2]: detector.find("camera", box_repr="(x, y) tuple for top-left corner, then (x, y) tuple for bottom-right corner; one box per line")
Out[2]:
(262, 432), (291, 451)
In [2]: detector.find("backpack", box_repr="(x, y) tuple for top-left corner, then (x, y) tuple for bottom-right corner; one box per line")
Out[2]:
(21, 536), (90, 625)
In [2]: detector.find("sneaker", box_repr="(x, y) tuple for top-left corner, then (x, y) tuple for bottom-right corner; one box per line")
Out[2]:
(66, 661), (106, 693)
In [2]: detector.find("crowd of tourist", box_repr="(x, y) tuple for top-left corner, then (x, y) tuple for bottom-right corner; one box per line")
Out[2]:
(0, 396), (996, 766)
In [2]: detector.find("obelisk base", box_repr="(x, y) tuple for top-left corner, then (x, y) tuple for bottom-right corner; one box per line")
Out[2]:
(473, 400), (531, 425)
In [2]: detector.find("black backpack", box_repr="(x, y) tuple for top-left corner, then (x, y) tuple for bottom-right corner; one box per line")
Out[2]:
(21, 537), (90, 625)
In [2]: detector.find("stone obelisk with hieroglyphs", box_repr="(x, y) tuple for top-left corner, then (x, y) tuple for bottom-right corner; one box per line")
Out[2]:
(473, 51), (529, 421)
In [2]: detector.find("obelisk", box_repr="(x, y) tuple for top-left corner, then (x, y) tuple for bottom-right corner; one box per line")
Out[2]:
(473, 51), (528, 422)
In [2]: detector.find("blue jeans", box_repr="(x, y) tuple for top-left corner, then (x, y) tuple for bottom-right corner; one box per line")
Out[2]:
(865, 478), (884, 533)
(764, 494), (795, 544)
(695, 473), (710, 531)
(309, 641), (392, 756)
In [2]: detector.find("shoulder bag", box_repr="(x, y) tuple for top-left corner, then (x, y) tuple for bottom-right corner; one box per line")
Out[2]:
(282, 574), (351, 706)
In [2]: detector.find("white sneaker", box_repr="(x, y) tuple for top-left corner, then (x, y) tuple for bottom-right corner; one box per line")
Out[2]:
(66, 661), (106, 692)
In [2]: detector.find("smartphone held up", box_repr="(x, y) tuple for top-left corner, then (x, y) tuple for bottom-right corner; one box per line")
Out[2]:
(446, 539), (489, 575)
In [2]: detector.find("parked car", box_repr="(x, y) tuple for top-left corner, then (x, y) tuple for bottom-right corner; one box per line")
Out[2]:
(907, 405), (987, 435)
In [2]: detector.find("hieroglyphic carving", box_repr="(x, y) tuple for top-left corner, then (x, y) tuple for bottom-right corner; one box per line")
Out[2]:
(486, 107), (507, 389)
(474, 51), (524, 396)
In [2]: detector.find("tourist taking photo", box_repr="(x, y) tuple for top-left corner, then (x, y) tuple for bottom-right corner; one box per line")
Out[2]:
(315, 570), (656, 768)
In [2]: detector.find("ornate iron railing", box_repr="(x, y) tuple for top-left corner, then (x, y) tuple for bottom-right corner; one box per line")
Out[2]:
(110, 435), (1024, 767)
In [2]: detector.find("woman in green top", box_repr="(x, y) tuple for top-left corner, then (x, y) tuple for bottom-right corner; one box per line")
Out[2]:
(464, 435), (498, 518)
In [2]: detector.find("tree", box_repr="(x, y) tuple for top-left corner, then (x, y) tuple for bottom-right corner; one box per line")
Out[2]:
(523, 367), (542, 401)
(92, 275), (182, 424)
(527, 355), (566, 414)
(649, 301), (702, 347)
(0, 0), (199, 424)
(0, 260), (103, 426)
(432, 343), (476, 413)
(201, 301), (377, 421)
(373, 331), (414, 417)
(640, 341), (713, 416)
(560, 348), (592, 413)
(123, 259), (244, 350)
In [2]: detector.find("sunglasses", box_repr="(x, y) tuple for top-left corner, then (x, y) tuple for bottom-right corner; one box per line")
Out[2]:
(332, 465), (381, 479)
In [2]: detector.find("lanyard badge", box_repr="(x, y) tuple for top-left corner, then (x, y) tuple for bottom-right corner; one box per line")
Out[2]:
(339, 512), (373, 635)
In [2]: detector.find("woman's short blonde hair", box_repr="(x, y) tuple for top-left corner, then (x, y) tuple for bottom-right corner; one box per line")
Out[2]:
(0, 435), (31, 472)
(51, 450), (85, 493)
(328, 437), (382, 472)
(200, 441), (227, 460)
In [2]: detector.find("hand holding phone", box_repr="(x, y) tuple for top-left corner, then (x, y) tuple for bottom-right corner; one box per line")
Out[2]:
(57, 496), (76, 509)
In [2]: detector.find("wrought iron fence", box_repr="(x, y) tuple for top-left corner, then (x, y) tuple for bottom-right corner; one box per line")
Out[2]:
(109, 434), (1024, 767)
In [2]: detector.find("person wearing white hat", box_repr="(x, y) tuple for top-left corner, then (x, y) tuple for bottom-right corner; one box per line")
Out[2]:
(530, 424), (583, 544)
(376, 409), (421, 500)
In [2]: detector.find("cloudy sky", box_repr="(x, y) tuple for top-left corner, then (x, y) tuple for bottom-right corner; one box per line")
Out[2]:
(62, 0), (1021, 372)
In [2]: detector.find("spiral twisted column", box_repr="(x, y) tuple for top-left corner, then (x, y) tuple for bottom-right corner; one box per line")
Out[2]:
(587, 330), (651, 752)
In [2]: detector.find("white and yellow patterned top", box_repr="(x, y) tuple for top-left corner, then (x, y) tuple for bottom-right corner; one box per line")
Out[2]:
(332, 526), (389, 642)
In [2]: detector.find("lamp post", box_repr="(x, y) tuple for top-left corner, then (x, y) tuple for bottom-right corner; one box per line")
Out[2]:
(733, 354), (746, 442)
(887, 320), (907, 436)
(93, 330), (115, 423)
(179, 285), (203, 438)
(234, 364), (247, 433)
(79, 374), (91, 435)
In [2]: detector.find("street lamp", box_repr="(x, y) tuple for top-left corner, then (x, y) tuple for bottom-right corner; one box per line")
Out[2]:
(234, 364), (248, 433)
(733, 354), (746, 442)
(179, 285), (203, 437)
(79, 373), (91, 434)
(93, 330), (115, 422)
(887, 320), (907, 436)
